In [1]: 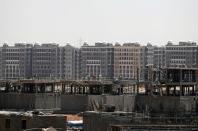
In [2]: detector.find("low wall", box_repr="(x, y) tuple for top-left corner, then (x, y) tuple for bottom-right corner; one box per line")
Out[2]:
(83, 111), (198, 131)
(1, 93), (198, 114)
(61, 95), (89, 113)
(0, 93), (36, 110)
(61, 94), (135, 113)
(0, 93), (135, 112)
(180, 96), (197, 113)
(0, 114), (65, 131)
(135, 95), (198, 114)
(83, 112), (132, 131)
(35, 93), (61, 110)
(88, 95), (135, 112)
(0, 93), (61, 110)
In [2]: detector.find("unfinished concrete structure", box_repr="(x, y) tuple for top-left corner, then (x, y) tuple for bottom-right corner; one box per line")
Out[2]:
(61, 94), (136, 113)
(0, 80), (61, 110)
(83, 68), (198, 131)
(0, 67), (198, 114)
(109, 125), (198, 131)
(0, 80), (138, 113)
(144, 68), (198, 96)
(136, 67), (198, 115)
(83, 111), (198, 131)
(0, 111), (66, 131)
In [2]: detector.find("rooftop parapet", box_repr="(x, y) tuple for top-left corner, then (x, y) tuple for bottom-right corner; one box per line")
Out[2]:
(123, 42), (140, 47)
(166, 41), (197, 46)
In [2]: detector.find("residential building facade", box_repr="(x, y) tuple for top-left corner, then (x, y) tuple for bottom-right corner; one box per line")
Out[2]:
(145, 43), (154, 67)
(0, 43), (33, 79)
(0, 47), (2, 79)
(139, 46), (146, 81)
(0, 41), (197, 80)
(32, 43), (59, 79)
(62, 44), (80, 80)
(114, 43), (140, 80)
(153, 46), (165, 68)
(165, 41), (198, 68)
(80, 43), (114, 80)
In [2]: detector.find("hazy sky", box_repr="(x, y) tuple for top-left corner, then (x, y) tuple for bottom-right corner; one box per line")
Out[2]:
(0, 0), (198, 47)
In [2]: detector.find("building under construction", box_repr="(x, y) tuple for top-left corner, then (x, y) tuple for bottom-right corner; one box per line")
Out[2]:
(0, 68), (198, 131)
(0, 79), (138, 112)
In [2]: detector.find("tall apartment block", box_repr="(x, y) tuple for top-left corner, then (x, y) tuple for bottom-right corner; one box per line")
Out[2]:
(32, 44), (59, 79)
(0, 43), (80, 80)
(145, 43), (154, 67)
(143, 44), (166, 82)
(0, 43), (32, 79)
(165, 41), (198, 68)
(114, 43), (140, 80)
(80, 43), (114, 80)
(0, 47), (2, 79)
(62, 44), (80, 80)
(0, 41), (197, 81)
(153, 46), (165, 68)
(140, 46), (146, 81)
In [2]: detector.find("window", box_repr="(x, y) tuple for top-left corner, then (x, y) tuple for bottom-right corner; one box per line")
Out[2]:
(5, 119), (10, 129)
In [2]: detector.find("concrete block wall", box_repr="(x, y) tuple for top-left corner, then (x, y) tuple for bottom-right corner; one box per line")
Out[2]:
(35, 93), (61, 110)
(88, 95), (103, 111)
(0, 93), (61, 110)
(1, 93), (198, 114)
(30, 115), (65, 130)
(135, 95), (198, 114)
(83, 112), (131, 131)
(180, 96), (197, 113)
(88, 95), (135, 112)
(135, 96), (180, 113)
(0, 114), (66, 131)
(61, 95), (89, 112)
(61, 95), (136, 113)
(0, 93), (36, 110)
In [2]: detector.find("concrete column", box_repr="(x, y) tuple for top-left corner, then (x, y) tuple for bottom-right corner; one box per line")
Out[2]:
(181, 86), (185, 96)
(187, 86), (190, 96)
(135, 85), (137, 94)
(192, 85), (195, 95)
(62, 84), (65, 94)
(86, 86), (88, 94)
(50, 83), (55, 93)
(121, 86), (123, 94)
(185, 86), (187, 96)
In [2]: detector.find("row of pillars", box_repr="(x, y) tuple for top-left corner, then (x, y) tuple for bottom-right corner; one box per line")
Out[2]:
(15, 83), (56, 93)
(165, 85), (196, 96)
(3, 82), (140, 94)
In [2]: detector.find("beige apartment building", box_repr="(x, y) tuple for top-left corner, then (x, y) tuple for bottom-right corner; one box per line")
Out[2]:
(114, 43), (141, 80)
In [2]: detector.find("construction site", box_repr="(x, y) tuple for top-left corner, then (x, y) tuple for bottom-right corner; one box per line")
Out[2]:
(0, 68), (198, 131)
